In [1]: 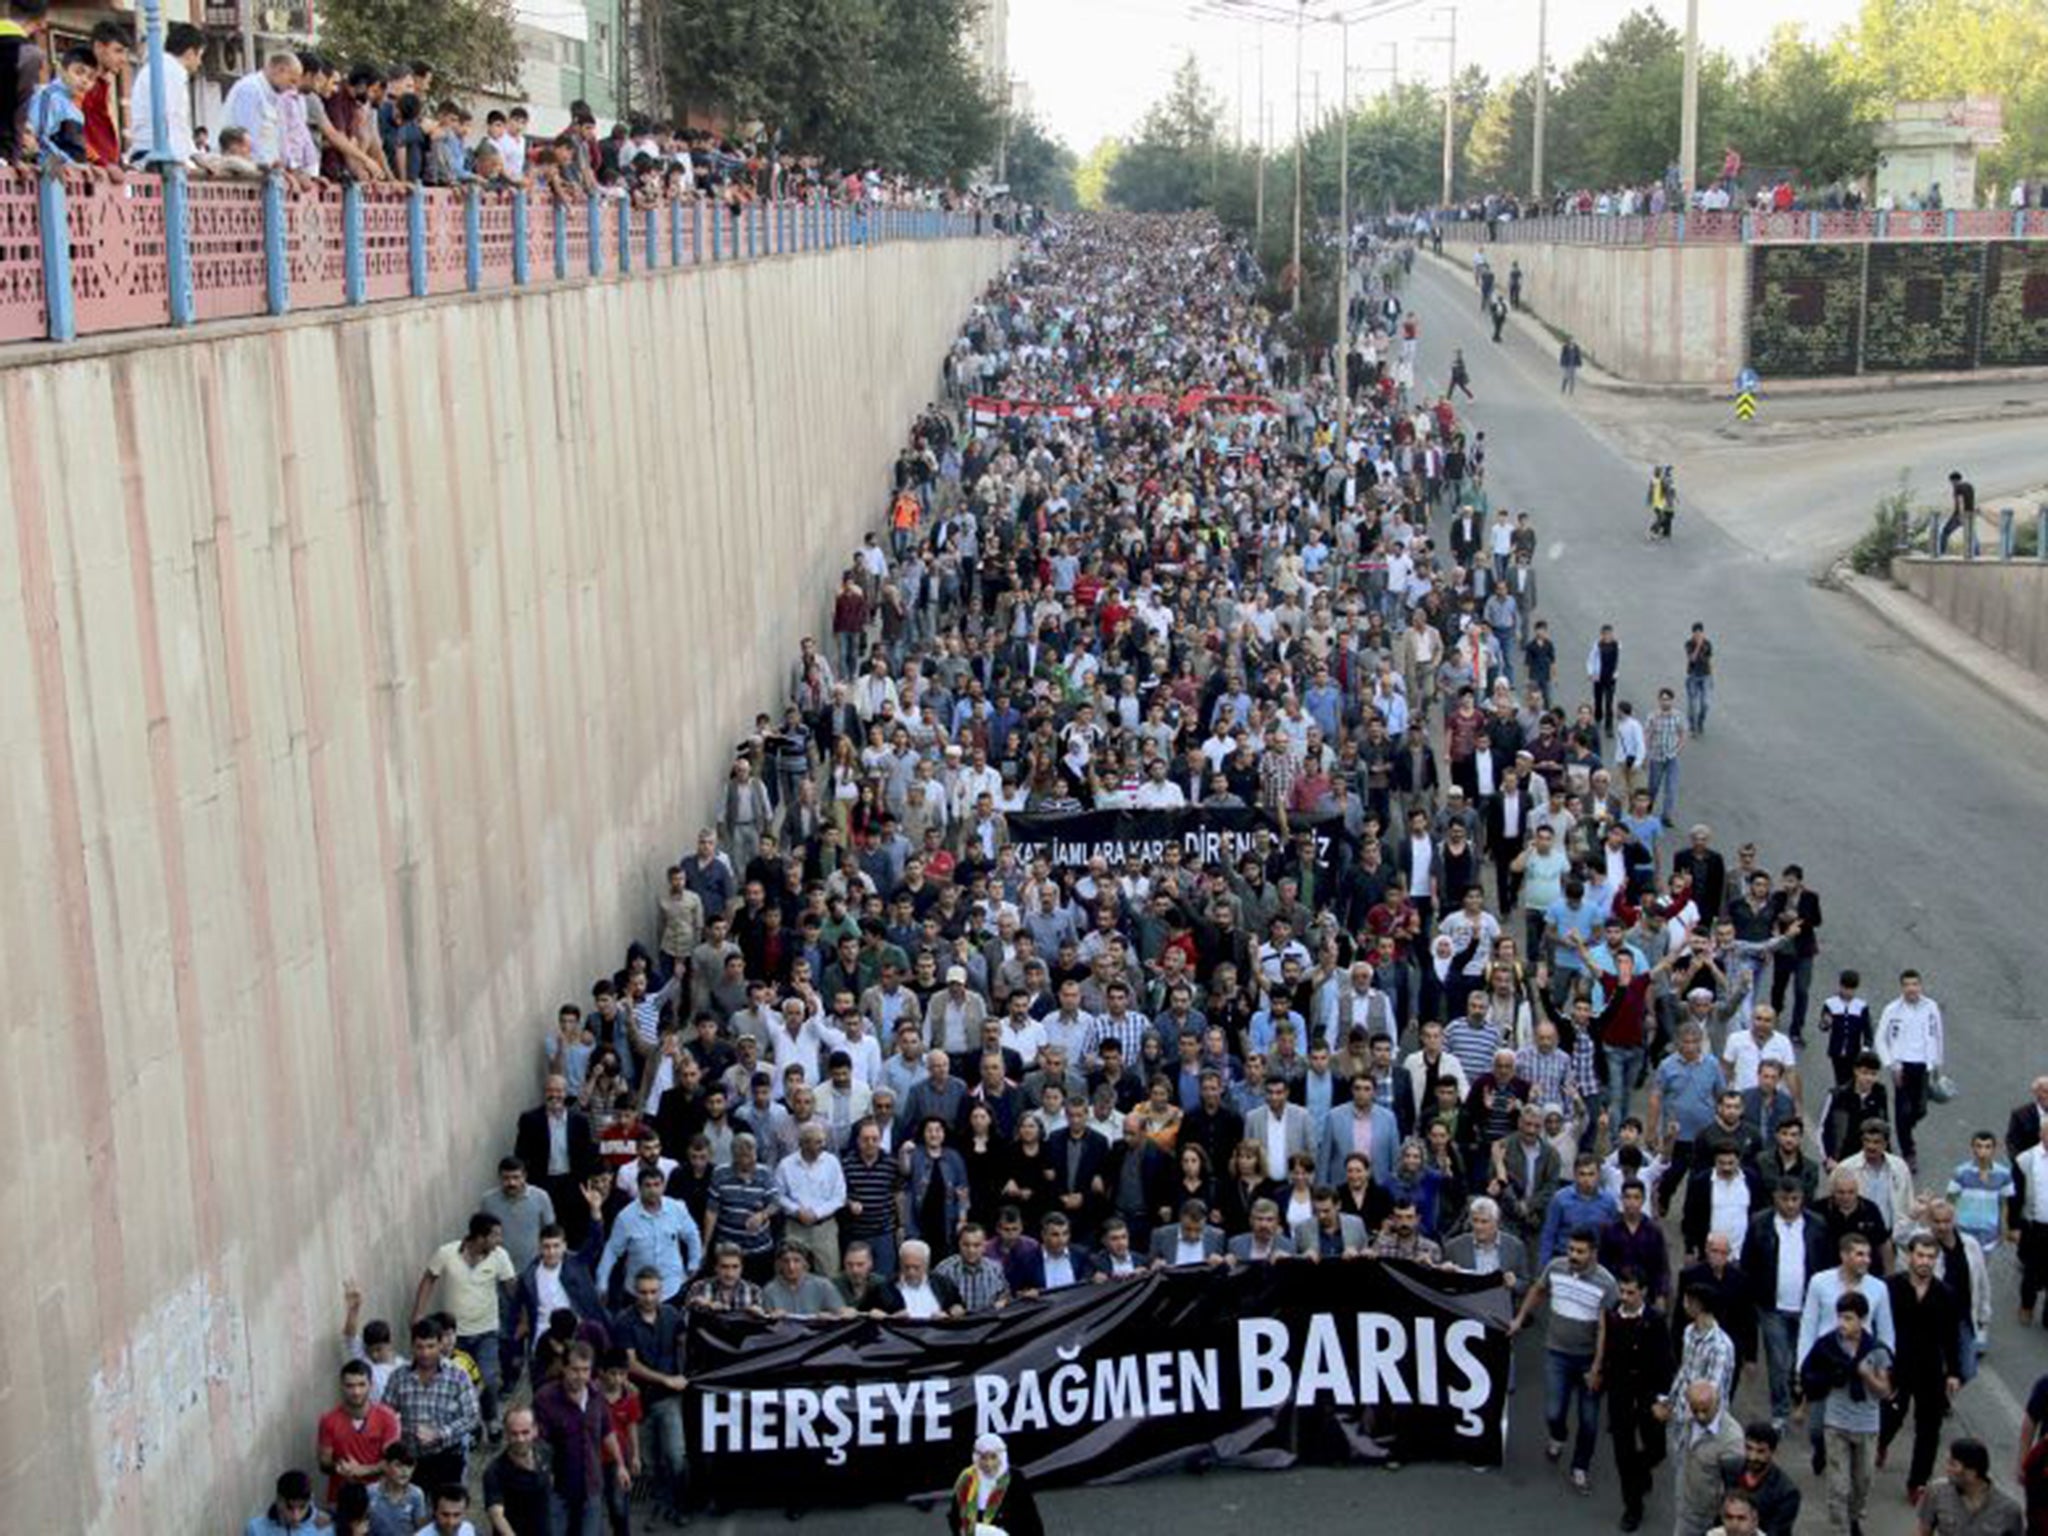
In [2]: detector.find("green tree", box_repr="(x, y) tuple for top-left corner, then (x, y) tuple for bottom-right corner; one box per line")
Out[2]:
(1074, 138), (1121, 209)
(1830, 0), (2048, 190)
(662, 0), (999, 180)
(1107, 54), (1226, 211)
(316, 0), (521, 91)
(1739, 26), (1880, 186)
(1004, 115), (1078, 208)
(1464, 73), (1535, 195)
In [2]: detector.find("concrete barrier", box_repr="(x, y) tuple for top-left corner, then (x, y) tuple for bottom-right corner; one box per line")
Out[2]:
(1895, 556), (2048, 678)
(0, 235), (1011, 1534)
(1462, 239), (1749, 385)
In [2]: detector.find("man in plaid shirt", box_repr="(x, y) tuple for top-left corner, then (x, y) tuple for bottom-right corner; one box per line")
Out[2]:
(380, 1318), (480, 1492)
(1659, 1282), (1738, 1416)
(1645, 687), (1688, 827)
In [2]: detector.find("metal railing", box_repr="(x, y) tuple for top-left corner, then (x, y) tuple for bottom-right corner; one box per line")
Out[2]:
(1927, 505), (2048, 561)
(6, 171), (991, 347)
(1435, 209), (2048, 247)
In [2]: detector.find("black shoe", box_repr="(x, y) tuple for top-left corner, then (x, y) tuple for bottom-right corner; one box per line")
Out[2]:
(1812, 1444), (1827, 1477)
(1620, 1510), (1643, 1533)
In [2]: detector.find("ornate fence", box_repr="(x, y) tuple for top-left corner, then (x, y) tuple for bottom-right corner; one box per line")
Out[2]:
(1438, 208), (2048, 247)
(9, 173), (990, 345)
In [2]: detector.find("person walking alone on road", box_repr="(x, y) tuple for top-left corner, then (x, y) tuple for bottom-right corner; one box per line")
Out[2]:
(1490, 292), (1509, 343)
(1450, 348), (1474, 401)
(1560, 336), (1583, 394)
(1509, 260), (1523, 310)
(1587, 624), (1621, 735)
(1684, 624), (1714, 736)
(1645, 688), (1688, 827)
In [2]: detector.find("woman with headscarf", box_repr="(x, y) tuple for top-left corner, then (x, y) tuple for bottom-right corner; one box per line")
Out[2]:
(949, 1433), (1044, 1536)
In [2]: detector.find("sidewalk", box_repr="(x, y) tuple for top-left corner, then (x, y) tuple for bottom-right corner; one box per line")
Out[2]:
(1832, 564), (2048, 736)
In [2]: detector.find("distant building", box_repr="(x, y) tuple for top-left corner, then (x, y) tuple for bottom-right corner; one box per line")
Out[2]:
(1872, 98), (2004, 209)
(963, 0), (1008, 100)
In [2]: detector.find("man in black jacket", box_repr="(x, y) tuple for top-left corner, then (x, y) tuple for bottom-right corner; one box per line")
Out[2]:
(1766, 867), (1823, 1046)
(1716, 1422), (1802, 1536)
(1882, 1231), (1964, 1501)
(516, 1076), (603, 1214)
(1745, 1181), (1835, 1426)
(1603, 1267), (1672, 1532)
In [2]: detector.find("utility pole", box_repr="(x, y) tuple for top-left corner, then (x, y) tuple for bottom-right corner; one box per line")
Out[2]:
(1418, 7), (1457, 207)
(1336, 14), (1350, 440)
(1440, 6), (1456, 207)
(1531, 0), (1547, 201)
(1291, 0), (1305, 315)
(1678, 0), (1700, 200)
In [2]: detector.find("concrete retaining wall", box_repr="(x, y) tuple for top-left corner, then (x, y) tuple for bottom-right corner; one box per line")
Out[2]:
(1485, 240), (1749, 384)
(1895, 556), (2048, 677)
(0, 236), (1010, 1534)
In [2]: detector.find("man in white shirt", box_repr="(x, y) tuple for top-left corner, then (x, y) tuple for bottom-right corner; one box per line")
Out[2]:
(222, 51), (301, 167)
(1875, 968), (1944, 1166)
(127, 22), (204, 165)
(1723, 1004), (1800, 1100)
(774, 1124), (847, 1277)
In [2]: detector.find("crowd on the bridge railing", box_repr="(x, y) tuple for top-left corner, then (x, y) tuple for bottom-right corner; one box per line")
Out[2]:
(244, 207), (2048, 1536)
(0, 12), (988, 215)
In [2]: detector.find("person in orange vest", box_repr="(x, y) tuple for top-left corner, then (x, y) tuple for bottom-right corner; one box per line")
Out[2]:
(889, 489), (920, 559)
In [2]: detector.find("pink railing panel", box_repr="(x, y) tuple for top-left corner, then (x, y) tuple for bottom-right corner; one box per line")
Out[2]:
(285, 185), (346, 311)
(69, 174), (171, 335)
(360, 184), (412, 301)
(1887, 209), (1945, 239)
(477, 192), (516, 290)
(423, 188), (464, 295)
(1953, 209), (2011, 239)
(0, 175), (45, 340)
(563, 198), (591, 274)
(524, 196), (556, 280)
(186, 178), (268, 322)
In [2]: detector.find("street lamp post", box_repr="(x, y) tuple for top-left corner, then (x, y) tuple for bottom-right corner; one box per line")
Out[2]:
(1336, 13), (1350, 437)
(1532, 0), (1548, 202)
(1291, 0), (1305, 315)
(1679, 0), (1700, 200)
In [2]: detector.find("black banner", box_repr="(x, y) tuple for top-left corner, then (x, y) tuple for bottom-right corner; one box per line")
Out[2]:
(682, 1260), (1511, 1507)
(1005, 806), (1346, 880)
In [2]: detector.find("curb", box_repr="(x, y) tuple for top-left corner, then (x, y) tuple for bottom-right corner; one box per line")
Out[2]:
(1831, 564), (2048, 737)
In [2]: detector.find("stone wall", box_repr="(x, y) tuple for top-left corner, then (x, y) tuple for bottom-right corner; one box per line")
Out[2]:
(0, 235), (1011, 1534)
(1895, 556), (2048, 677)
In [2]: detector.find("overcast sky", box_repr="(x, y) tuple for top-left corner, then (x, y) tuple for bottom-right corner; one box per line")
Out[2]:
(1010, 0), (1868, 151)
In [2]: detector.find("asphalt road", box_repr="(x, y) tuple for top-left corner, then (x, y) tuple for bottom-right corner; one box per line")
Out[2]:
(703, 256), (2048, 1536)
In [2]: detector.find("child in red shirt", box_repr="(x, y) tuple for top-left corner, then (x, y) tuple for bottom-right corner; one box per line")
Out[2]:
(598, 1347), (643, 1536)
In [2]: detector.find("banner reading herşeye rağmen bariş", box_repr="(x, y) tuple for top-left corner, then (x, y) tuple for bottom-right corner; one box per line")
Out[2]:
(1005, 806), (1347, 882)
(682, 1259), (1511, 1507)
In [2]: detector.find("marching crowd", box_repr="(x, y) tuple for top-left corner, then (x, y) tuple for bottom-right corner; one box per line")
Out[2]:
(255, 211), (2041, 1536)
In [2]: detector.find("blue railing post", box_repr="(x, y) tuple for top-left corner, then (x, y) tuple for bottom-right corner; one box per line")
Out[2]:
(1876, 210), (1890, 239)
(1927, 512), (1943, 556)
(644, 205), (657, 270)
(511, 190), (529, 286)
(343, 181), (366, 304)
(2038, 506), (2048, 563)
(139, 0), (194, 325)
(668, 200), (681, 266)
(463, 185), (482, 291)
(587, 194), (603, 276)
(1999, 507), (2016, 560)
(262, 169), (290, 315)
(37, 167), (76, 341)
(552, 199), (568, 279)
(746, 204), (757, 259)
(614, 198), (630, 274)
(407, 186), (429, 297)
(1944, 209), (1958, 239)
(1808, 211), (1821, 240)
